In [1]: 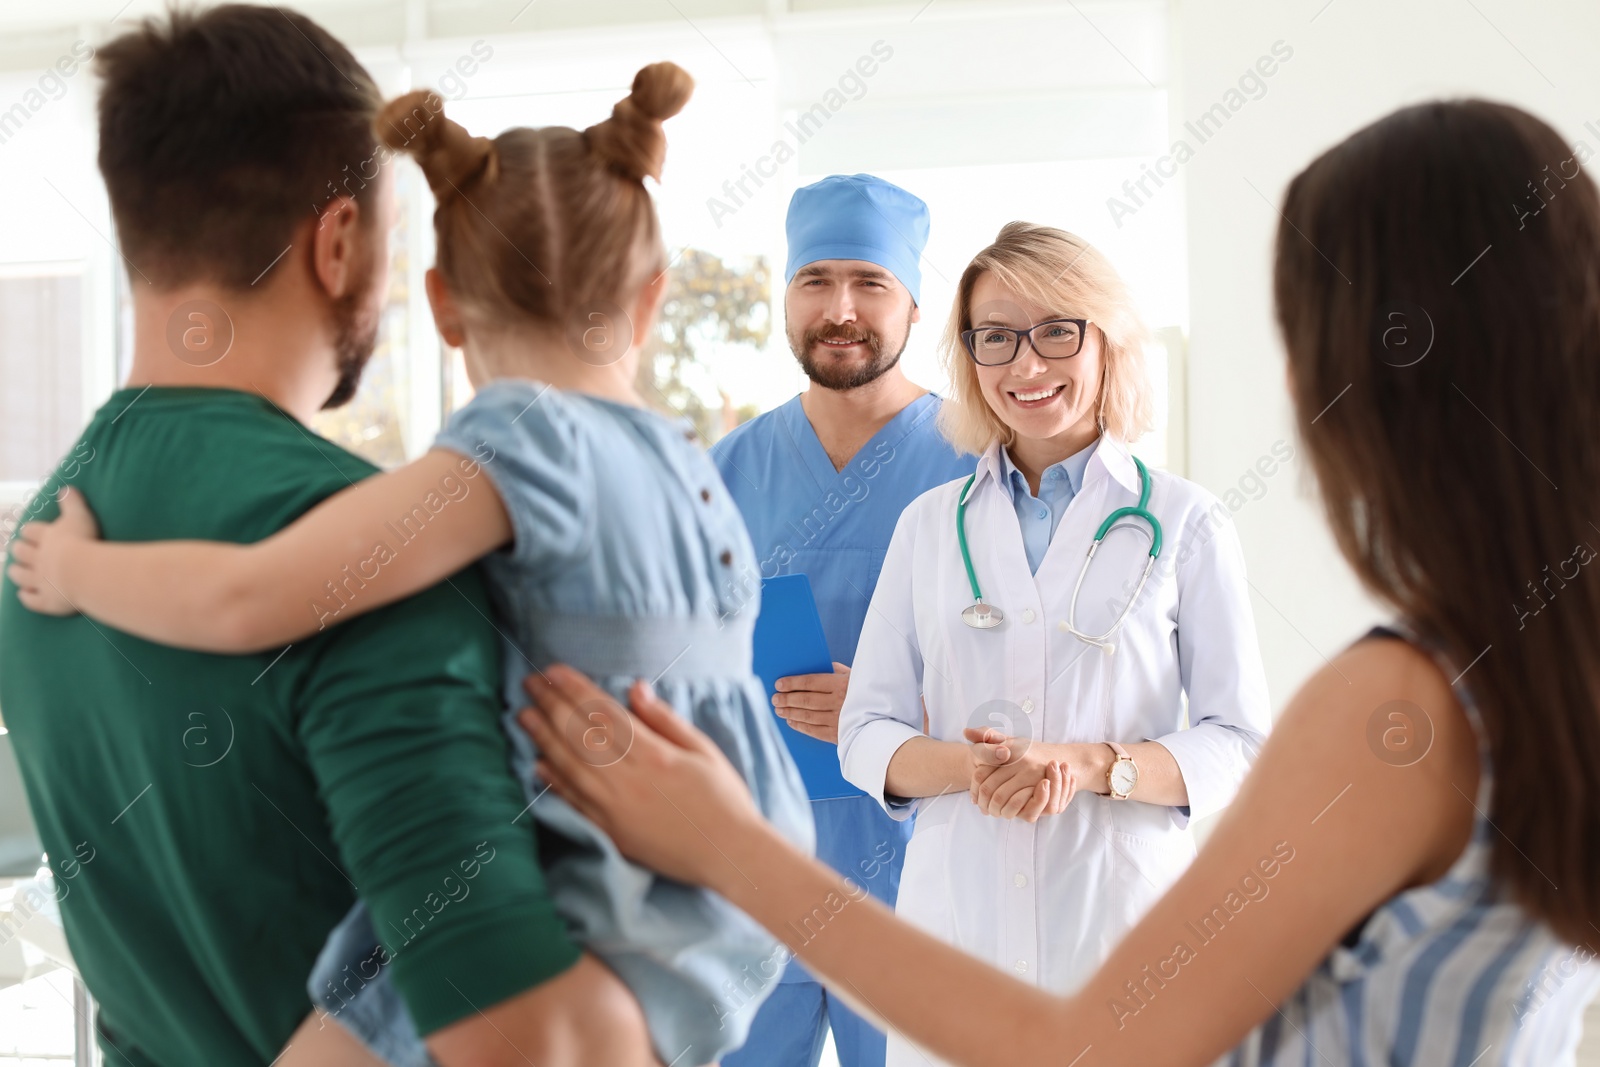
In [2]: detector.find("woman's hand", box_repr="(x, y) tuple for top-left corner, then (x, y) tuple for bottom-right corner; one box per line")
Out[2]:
(7, 488), (100, 616)
(962, 729), (1078, 820)
(518, 665), (768, 891)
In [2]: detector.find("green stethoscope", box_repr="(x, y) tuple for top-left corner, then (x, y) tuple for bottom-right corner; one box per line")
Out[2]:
(955, 455), (1163, 652)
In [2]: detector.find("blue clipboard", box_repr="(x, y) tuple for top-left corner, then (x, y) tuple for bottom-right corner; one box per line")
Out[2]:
(751, 574), (857, 800)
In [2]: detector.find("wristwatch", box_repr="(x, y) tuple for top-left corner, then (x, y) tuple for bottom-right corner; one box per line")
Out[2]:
(1105, 742), (1138, 800)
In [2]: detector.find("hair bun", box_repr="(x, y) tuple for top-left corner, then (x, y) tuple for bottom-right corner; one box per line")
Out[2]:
(629, 62), (694, 122)
(586, 61), (694, 182)
(375, 89), (497, 199)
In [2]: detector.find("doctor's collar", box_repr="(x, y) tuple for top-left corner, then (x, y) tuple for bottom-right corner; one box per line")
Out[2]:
(973, 435), (1141, 498)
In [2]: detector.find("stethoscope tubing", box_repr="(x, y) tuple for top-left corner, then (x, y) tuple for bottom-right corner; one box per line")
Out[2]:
(956, 455), (1163, 645)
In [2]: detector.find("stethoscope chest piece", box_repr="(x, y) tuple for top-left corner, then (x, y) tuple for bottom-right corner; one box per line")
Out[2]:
(961, 599), (1004, 629)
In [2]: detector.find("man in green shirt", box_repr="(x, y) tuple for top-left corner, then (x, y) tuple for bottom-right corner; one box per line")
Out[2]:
(0, 7), (655, 1066)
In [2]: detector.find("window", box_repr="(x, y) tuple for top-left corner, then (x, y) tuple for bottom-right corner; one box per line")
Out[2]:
(0, 265), (85, 485)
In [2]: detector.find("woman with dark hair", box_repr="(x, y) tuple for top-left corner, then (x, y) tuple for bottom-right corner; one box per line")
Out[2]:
(519, 98), (1600, 1065)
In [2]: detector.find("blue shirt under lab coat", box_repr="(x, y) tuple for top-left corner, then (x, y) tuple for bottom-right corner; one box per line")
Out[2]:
(1000, 438), (1097, 574)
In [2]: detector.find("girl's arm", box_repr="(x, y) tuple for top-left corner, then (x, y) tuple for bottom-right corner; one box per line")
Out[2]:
(522, 633), (1478, 1067)
(7, 448), (510, 653)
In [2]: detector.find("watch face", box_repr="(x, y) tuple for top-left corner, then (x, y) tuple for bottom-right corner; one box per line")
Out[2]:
(1110, 761), (1138, 795)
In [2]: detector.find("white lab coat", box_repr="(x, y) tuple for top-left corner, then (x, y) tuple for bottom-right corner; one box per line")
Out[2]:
(837, 437), (1271, 1067)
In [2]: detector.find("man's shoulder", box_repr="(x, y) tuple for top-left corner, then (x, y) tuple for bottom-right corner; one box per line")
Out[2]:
(79, 387), (380, 542)
(872, 421), (975, 494)
(67, 387), (500, 649)
(884, 394), (970, 464)
(713, 397), (798, 460)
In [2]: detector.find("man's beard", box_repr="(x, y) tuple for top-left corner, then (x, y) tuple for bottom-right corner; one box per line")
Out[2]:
(789, 309), (913, 392)
(321, 277), (382, 410)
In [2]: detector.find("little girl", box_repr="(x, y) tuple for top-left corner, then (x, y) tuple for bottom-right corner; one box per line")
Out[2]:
(9, 64), (813, 1067)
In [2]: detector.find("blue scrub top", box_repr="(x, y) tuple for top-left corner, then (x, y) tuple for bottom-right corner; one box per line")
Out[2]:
(712, 393), (976, 799)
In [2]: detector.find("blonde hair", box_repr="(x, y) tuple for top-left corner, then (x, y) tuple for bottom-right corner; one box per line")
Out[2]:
(937, 222), (1155, 455)
(373, 62), (693, 333)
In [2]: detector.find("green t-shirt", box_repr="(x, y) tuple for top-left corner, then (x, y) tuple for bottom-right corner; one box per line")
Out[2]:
(0, 387), (581, 1066)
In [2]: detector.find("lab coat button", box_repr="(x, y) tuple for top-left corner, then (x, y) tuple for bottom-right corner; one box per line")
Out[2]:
(701, 488), (712, 503)
(1020, 698), (1035, 714)
(719, 550), (733, 566)
(1021, 609), (1036, 624)
(1014, 959), (1028, 974)
(1013, 872), (1027, 888)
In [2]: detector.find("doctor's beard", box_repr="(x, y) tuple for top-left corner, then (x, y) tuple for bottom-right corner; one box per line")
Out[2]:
(790, 308), (913, 391)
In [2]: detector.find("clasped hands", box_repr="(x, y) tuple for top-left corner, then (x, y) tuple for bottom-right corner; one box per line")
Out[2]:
(962, 728), (1082, 822)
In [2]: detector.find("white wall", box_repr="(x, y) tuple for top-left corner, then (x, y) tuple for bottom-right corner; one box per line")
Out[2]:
(1173, 0), (1600, 709)
(0, 42), (118, 453)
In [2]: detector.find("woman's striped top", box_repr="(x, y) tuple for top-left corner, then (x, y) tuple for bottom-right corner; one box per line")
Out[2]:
(1217, 625), (1600, 1066)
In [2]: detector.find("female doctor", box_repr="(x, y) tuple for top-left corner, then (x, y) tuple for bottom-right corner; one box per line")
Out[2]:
(836, 221), (1272, 1064)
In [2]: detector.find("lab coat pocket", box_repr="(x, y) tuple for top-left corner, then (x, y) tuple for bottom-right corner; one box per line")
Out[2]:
(1105, 827), (1196, 934)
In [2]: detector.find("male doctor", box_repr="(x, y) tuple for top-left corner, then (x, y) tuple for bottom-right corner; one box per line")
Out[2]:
(712, 174), (976, 1067)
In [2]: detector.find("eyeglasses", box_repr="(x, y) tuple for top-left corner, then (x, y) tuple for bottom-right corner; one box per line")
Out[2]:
(960, 318), (1088, 367)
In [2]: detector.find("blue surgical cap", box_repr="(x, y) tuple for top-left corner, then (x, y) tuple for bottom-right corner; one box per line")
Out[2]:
(784, 174), (930, 305)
